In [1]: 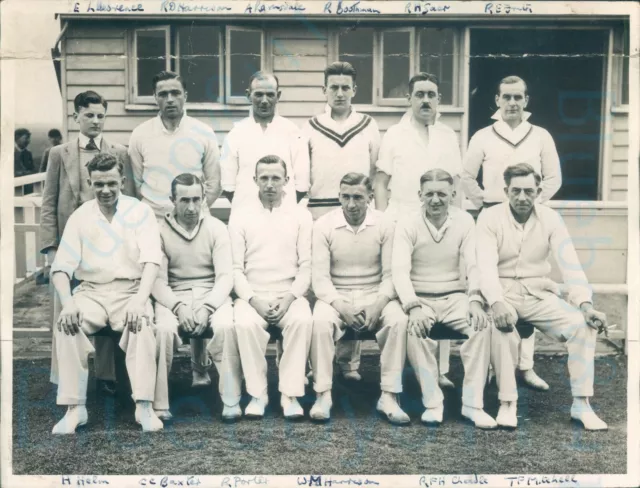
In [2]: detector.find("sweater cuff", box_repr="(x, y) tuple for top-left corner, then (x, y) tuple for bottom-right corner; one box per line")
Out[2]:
(403, 300), (422, 314)
(468, 289), (485, 305)
(171, 302), (185, 315)
(202, 303), (216, 314)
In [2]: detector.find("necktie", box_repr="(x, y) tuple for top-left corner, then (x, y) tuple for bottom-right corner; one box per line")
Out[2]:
(86, 138), (98, 151)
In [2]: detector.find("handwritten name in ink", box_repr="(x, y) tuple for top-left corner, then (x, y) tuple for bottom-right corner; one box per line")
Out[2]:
(221, 476), (269, 488)
(245, 1), (306, 13)
(419, 475), (489, 488)
(160, 1), (232, 13)
(323, 1), (381, 15)
(138, 476), (202, 487)
(504, 475), (579, 487)
(74, 1), (144, 12)
(61, 476), (109, 486)
(484, 2), (533, 14)
(297, 475), (380, 487)
(406, 2), (451, 14)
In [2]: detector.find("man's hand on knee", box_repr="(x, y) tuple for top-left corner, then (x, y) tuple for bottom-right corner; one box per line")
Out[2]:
(408, 306), (432, 339)
(468, 301), (489, 332)
(176, 304), (196, 334)
(491, 301), (516, 332)
(267, 294), (296, 325)
(332, 299), (365, 331)
(580, 302), (608, 334)
(192, 307), (212, 336)
(124, 295), (149, 334)
(58, 299), (82, 336)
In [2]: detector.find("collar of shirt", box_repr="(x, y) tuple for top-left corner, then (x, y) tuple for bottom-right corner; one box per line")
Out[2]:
(164, 210), (205, 241)
(505, 202), (538, 234)
(155, 113), (189, 135)
(78, 133), (103, 149)
(491, 109), (533, 145)
(331, 208), (377, 234)
(422, 209), (452, 241)
(89, 195), (126, 222)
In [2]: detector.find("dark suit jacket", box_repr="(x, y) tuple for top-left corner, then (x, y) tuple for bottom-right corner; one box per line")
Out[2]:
(14, 148), (35, 176)
(40, 137), (136, 254)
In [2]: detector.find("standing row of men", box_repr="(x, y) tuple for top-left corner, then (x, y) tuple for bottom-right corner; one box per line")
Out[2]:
(41, 63), (608, 434)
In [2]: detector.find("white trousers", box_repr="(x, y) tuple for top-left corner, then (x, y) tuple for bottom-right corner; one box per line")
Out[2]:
(53, 280), (157, 405)
(492, 283), (596, 400)
(153, 291), (241, 410)
(310, 289), (408, 393)
(406, 293), (497, 409)
(234, 294), (312, 398)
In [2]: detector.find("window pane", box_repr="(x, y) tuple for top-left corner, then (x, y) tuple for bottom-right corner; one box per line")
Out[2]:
(229, 29), (262, 98)
(338, 27), (374, 104)
(137, 30), (167, 97)
(382, 31), (411, 99)
(178, 26), (221, 103)
(419, 28), (455, 105)
(622, 30), (629, 105)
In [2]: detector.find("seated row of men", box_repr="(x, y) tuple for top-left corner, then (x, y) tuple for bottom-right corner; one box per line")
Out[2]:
(50, 153), (609, 435)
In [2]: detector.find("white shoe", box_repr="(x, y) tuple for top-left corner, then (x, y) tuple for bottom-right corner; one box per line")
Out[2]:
(571, 400), (608, 431)
(421, 404), (444, 426)
(135, 402), (164, 432)
(376, 392), (410, 425)
(438, 374), (455, 389)
(154, 409), (172, 421)
(342, 371), (362, 382)
(519, 369), (549, 391)
(244, 395), (268, 419)
(461, 405), (498, 430)
(52, 406), (88, 435)
(310, 391), (332, 422)
(281, 394), (304, 420)
(191, 370), (211, 388)
(497, 401), (518, 429)
(222, 404), (242, 422)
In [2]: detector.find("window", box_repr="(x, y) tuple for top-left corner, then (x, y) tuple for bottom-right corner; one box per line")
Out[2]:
(335, 26), (459, 107)
(130, 25), (264, 105)
(133, 27), (170, 101)
(176, 26), (222, 103)
(612, 24), (629, 107)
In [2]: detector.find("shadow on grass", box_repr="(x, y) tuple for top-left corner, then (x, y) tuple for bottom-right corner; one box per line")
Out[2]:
(12, 355), (627, 475)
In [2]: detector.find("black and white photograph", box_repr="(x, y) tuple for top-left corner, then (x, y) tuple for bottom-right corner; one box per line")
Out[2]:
(1, 1), (638, 487)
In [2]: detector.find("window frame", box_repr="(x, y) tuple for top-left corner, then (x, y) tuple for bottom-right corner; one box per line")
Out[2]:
(130, 25), (171, 104)
(611, 23), (629, 109)
(225, 25), (266, 105)
(174, 25), (225, 105)
(331, 25), (462, 110)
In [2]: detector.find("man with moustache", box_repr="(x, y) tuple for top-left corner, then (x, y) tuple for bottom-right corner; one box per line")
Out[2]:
(230, 155), (313, 420)
(310, 172), (409, 423)
(221, 71), (310, 215)
(41, 90), (136, 396)
(374, 72), (462, 389)
(151, 174), (241, 422)
(50, 153), (163, 434)
(303, 61), (382, 382)
(128, 70), (222, 219)
(393, 169), (498, 428)
(477, 163), (608, 430)
(462, 76), (562, 391)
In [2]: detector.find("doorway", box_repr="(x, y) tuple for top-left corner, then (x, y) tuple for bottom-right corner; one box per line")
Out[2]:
(469, 28), (608, 200)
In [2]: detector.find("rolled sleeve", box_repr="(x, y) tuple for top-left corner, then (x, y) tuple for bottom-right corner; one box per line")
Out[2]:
(50, 213), (82, 281)
(376, 129), (395, 176)
(290, 210), (312, 298)
(135, 205), (163, 266)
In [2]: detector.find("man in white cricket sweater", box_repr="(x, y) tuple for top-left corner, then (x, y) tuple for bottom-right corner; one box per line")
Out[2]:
(230, 155), (313, 420)
(392, 169), (499, 429)
(50, 154), (163, 434)
(374, 72), (461, 390)
(221, 71), (310, 215)
(462, 76), (562, 392)
(477, 163), (609, 431)
(303, 61), (382, 383)
(310, 172), (409, 423)
(151, 174), (241, 422)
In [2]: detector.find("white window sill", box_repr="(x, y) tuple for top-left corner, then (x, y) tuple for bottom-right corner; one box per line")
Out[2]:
(611, 105), (629, 114)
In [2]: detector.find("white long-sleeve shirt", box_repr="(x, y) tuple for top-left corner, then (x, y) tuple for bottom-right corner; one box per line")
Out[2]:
(51, 195), (162, 283)
(221, 115), (310, 214)
(461, 110), (561, 208)
(128, 114), (221, 217)
(229, 201), (312, 301)
(476, 202), (592, 309)
(376, 111), (462, 217)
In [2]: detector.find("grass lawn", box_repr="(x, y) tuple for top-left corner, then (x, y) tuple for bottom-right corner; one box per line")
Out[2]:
(12, 354), (627, 475)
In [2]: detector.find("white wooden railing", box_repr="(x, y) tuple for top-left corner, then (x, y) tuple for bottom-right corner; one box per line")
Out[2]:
(14, 173), (47, 285)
